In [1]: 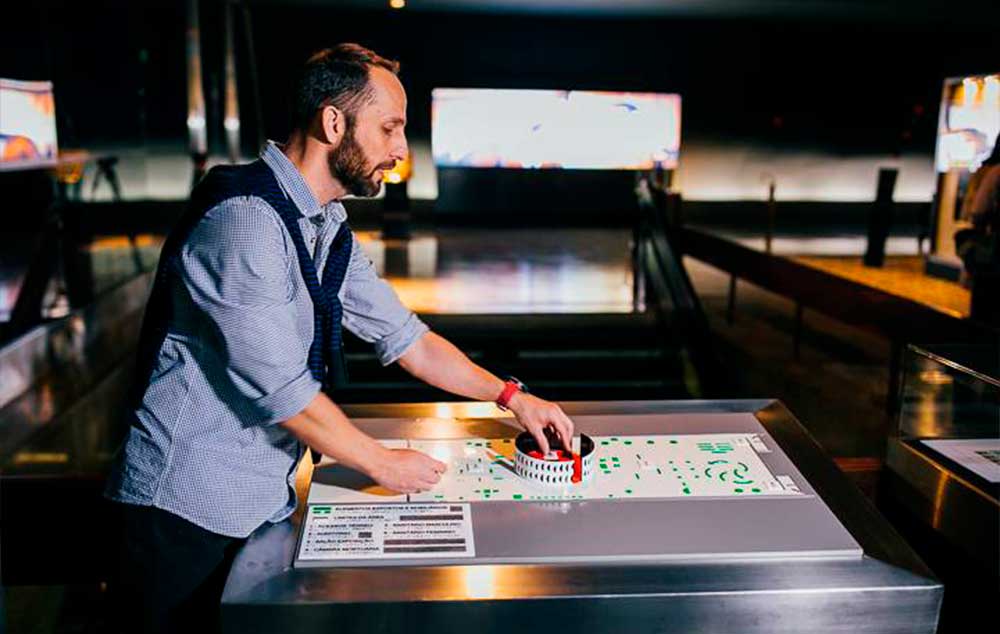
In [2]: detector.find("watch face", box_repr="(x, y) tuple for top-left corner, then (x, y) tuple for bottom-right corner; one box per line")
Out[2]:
(507, 376), (528, 393)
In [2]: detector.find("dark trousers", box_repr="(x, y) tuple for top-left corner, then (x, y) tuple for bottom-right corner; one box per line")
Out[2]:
(108, 502), (246, 634)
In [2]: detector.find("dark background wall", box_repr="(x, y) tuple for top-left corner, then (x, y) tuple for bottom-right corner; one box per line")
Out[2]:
(2, 1), (997, 158)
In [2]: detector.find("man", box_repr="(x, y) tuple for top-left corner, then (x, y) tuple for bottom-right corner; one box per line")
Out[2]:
(105, 43), (575, 632)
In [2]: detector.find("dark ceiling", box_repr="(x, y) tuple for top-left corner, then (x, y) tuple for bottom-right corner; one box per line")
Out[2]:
(252, 0), (998, 24)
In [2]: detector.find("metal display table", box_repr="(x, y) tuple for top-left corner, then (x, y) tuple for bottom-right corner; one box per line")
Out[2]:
(222, 400), (942, 634)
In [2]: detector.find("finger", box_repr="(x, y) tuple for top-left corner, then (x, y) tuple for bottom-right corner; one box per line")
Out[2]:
(531, 424), (550, 455)
(542, 416), (567, 450)
(560, 428), (575, 453)
(417, 475), (440, 490)
(559, 412), (576, 449)
(554, 421), (572, 452)
(415, 465), (442, 484)
(406, 476), (431, 493)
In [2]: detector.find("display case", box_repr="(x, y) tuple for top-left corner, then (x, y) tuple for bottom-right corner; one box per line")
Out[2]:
(886, 343), (999, 575)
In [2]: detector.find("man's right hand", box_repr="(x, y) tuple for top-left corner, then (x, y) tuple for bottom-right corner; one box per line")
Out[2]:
(368, 448), (447, 494)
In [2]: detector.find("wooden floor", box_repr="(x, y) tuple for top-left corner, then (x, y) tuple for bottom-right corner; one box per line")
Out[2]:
(794, 255), (970, 319)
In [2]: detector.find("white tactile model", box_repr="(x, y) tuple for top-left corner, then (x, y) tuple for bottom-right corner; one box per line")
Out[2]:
(308, 432), (802, 505)
(296, 413), (860, 568)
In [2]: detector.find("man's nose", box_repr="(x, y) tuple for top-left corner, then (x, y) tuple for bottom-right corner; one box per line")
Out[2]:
(390, 134), (408, 163)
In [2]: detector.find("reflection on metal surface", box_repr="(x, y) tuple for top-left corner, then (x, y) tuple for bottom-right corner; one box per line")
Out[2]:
(913, 391), (944, 440)
(1, 272), (152, 469)
(919, 370), (953, 386)
(898, 344), (999, 441)
(912, 359), (953, 439)
(461, 565), (497, 600)
(11, 451), (69, 465)
(84, 234), (160, 251)
(885, 439), (998, 574)
(185, 0), (207, 156)
(405, 236), (438, 278)
(432, 403), (453, 419)
(386, 263), (632, 314)
(222, 0), (241, 163)
(36, 382), (55, 424)
(356, 231), (437, 279)
(732, 236), (921, 256)
(424, 435), (456, 464)
(931, 468), (948, 530)
(430, 402), (508, 420)
(355, 229), (633, 314)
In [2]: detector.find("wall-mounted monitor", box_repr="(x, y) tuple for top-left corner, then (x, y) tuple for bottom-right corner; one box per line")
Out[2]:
(934, 73), (999, 173)
(432, 88), (681, 170)
(0, 78), (58, 171)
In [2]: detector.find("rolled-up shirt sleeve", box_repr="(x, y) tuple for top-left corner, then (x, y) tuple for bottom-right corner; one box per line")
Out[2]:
(341, 232), (429, 365)
(179, 197), (320, 425)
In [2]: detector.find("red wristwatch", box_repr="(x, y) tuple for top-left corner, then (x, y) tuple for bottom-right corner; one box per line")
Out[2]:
(495, 376), (527, 411)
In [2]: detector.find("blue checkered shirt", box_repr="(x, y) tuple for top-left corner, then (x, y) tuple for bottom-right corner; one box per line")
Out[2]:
(105, 141), (429, 537)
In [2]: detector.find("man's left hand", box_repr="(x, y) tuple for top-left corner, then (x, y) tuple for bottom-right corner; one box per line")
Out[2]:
(507, 392), (575, 455)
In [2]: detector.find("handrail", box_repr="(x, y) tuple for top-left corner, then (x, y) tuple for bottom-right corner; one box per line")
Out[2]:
(636, 181), (728, 397)
(677, 226), (996, 345)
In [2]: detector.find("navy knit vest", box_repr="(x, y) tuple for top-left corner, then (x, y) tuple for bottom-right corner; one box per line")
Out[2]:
(131, 159), (352, 408)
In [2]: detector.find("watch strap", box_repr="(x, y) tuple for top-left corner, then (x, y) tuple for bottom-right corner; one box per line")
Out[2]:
(496, 379), (523, 411)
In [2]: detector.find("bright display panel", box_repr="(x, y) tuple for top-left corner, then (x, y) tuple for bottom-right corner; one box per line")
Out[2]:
(0, 78), (58, 170)
(935, 73), (1000, 173)
(432, 88), (681, 170)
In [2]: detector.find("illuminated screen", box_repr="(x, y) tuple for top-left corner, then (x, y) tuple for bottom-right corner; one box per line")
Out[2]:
(935, 73), (999, 173)
(432, 88), (681, 170)
(0, 79), (58, 170)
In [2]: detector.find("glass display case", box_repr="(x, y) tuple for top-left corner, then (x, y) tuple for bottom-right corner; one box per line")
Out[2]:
(897, 344), (1000, 486)
(886, 343), (999, 577)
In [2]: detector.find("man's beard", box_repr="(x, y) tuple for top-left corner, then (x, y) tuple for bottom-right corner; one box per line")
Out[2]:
(327, 126), (382, 198)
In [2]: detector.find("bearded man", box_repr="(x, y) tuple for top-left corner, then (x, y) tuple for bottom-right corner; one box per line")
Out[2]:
(104, 43), (574, 633)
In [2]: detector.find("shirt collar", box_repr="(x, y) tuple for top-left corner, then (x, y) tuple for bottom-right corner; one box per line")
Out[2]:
(260, 140), (347, 222)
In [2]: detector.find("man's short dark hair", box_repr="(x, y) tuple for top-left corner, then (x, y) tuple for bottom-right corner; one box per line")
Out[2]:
(293, 43), (400, 132)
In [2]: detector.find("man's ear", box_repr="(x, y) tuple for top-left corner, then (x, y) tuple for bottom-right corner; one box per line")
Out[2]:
(317, 105), (345, 146)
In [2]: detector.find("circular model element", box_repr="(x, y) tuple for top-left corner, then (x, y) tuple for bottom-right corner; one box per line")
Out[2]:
(514, 431), (596, 486)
